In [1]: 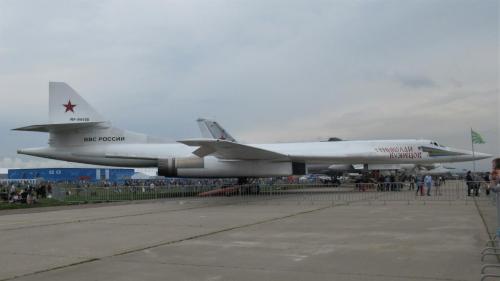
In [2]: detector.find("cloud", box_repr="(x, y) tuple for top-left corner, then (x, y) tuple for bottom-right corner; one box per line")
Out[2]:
(238, 87), (498, 141)
(0, 0), (497, 171)
(393, 74), (437, 89)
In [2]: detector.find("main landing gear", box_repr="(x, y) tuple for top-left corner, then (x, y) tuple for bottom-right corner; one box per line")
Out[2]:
(237, 177), (260, 195)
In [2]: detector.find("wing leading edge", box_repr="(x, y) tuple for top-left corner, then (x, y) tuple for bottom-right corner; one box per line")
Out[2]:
(178, 139), (289, 161)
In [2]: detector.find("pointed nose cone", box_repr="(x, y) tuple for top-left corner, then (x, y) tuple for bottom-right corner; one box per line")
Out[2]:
(473, 152), (493, 160)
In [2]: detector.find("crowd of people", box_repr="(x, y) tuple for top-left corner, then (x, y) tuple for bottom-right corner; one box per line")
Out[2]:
(409, 171), (494, 197)
(0, 181), (53, 204)
(465, 171), (493, 196)
(410, 175), (444, 196)
(1, 171), (498, 204)
(353, 172), (496, 197)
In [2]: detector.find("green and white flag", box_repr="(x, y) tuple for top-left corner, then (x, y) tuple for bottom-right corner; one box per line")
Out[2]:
(471, 129), (485, 144)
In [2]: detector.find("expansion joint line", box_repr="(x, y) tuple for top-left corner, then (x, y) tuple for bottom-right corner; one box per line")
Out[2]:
(0, 202), (345, 281)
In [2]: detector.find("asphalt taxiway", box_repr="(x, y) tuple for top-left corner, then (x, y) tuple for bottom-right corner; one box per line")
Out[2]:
(0, 195), (492, 281)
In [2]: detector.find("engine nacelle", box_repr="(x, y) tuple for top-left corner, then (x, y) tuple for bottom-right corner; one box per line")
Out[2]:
(157, 157), (204, 177)
(158, 157), (303, 178)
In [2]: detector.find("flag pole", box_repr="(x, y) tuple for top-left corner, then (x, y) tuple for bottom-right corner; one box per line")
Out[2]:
(471, 128), (476, 174)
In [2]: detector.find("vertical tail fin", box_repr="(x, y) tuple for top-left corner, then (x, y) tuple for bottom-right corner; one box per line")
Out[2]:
(196, 118), (237, 142)
(49, 82), (105, 124)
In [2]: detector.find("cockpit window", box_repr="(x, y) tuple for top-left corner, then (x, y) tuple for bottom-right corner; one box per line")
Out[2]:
(430, 141), (444, 147)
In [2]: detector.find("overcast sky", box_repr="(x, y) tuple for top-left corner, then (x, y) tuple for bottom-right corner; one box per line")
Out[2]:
(0, 0), (498, 171)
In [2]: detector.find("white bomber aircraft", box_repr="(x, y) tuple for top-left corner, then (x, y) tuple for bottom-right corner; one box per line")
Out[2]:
(15, 82), (491, 180)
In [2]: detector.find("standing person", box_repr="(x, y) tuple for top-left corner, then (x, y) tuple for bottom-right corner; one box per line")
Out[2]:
(384, 175), (391, 191)
(9, 184), (16, 202)
(424, 175), (433, 196)
(466, 171), (474, 196)
(484, 173), (491, 196)
(415, 175), (423, 196)
(47, 183), (52, 198)
(472, 173), (480, 196)
(378, 175), (384, 191)
(434, 176), (441, 196)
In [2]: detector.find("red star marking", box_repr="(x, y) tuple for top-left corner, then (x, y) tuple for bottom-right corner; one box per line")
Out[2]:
(63, 100), (76, 113)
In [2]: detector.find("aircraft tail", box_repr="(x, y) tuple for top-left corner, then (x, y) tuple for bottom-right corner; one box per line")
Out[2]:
(14, 82), (161, 148)
(49, 82), (105, 124)
(197, 118), (237, 142)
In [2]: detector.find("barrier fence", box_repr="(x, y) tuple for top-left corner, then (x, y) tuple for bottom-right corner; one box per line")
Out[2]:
(47, 180), (494, 204)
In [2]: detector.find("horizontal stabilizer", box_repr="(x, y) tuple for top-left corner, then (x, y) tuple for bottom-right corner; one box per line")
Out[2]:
(178, 138), (289, 161)
(13, 122), (104, 132)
